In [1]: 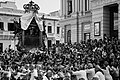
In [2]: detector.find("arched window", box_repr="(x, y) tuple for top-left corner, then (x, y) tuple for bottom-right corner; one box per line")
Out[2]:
(67, 30), (71, 43)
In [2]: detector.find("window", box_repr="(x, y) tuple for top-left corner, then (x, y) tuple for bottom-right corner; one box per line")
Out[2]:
(68, 0), (72, 15)
(8, 23), (15, 31)
(48, 40), (52, 48)
(56, 40), (60, 45)
(57, 27), (60, 34)
(0, 43), (3, 52)
(48, 26), (52, 33)
(85, 0), (89, 11)
(0, 22), (4, 30)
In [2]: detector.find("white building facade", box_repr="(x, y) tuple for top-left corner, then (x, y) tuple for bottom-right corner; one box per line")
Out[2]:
(44, 16), (62, 48)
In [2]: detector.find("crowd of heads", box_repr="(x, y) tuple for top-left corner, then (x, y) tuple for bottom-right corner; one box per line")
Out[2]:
(0, 37), (119, 80)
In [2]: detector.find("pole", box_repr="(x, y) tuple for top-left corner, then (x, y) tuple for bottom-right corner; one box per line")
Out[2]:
(77, 0), (79, 43)
(14, 37), (16, 51)
(22, 31), (25, 46)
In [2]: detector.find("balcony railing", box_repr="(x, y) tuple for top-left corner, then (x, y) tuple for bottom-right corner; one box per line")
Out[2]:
(0, 31), (15, 40)
(0, 35), (15, 40)
(0, 31), (14, 35)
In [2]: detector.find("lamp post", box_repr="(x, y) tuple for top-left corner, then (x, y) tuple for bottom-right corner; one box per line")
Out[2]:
(77, 0), (79, 43)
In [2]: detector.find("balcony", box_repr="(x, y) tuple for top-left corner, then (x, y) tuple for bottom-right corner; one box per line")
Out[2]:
(0, 31), (15, 40)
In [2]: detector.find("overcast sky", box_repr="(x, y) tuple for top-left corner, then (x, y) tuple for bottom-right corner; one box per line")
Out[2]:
(1, 0), (60, 14)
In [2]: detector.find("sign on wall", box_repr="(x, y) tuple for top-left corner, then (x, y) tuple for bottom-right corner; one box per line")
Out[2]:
(94, 22), (100, 36)
(84, 24), (91, 31)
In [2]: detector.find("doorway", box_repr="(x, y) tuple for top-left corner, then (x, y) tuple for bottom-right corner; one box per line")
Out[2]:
(109, 4), (118, 39)
(67, 30), (71, 43)
(84, 33), (90, 41)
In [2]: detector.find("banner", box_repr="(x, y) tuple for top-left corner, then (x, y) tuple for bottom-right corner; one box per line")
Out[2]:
(21, 11), (43, 31)
(35, 14), (44, 31)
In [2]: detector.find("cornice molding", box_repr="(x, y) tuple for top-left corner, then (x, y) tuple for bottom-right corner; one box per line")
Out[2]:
(91, 0), (118, 8)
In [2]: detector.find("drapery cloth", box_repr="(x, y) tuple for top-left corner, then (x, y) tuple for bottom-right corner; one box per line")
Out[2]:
(21, 11), (43, 31)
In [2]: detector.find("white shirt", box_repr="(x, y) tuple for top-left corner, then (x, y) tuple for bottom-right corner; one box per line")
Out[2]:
(30, 69), (38, 80)
(14, 72), (24, 80)
(94, 71), (105, 80)
(86, 68), (95, 80)
(72, 70), (88, 80)
(58, 71), (65, 78)
(102, 67), (113, 80)
(7, 71), (11, 78)
(43, 75), (49, 80)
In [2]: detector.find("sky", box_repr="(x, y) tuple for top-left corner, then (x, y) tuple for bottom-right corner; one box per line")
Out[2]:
(1, 0), (60, 14)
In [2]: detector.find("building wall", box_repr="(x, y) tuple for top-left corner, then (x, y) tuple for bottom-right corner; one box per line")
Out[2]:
(91, 0), (119, 39)
(49, 10), (60, 17)
(0, 1), (17, 9)
(0, 13), (22, 52)
(71, 24), (77, 43)
(60, 0), (120, 43)
(45, 18), (62, 45)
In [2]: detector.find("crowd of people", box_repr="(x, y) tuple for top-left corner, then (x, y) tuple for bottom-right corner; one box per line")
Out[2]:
(0, 37), (119, 80)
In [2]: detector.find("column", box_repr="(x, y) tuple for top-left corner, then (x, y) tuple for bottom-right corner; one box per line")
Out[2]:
(118, 3), (120, 39)
(83, 0), (85, 12)
(74, 0), (77, 12)
(71, 25), (77, 43)
(65, 0), (68, 16)
(61, 0), (63, 16)
(64, 25), (66, 42)
(81, 0), (83, 16)
(72, 0), (75, 12)
(4, 22), (8, 31)
(63, 0), (66, 17)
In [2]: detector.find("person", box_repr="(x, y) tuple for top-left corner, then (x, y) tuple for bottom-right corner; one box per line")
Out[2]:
(43, 74), (49, 80)
(30, 65), (38, 80)
(45, 70), (53, 80)
(72, 69), (88, 80)
(6, 67), (12, 80)
(58, 66), (65, 80)
(93, 71), (105, 80)
(7, 45), (12, 52)
(86, 63), (95, 80)
(101, 61), (113, 80)
(92, 75), (99, 80)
